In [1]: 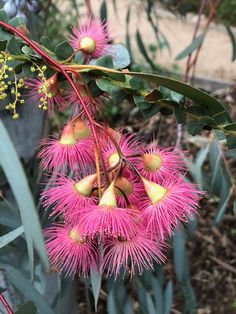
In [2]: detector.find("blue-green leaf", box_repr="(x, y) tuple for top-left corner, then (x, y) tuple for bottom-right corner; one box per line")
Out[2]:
(0, 121), (50, 272)
(90, 268), (102, 311)
(175, 32), (205, 60)
(0, 225), (23, 249)
(163, 281), (173, 314)
(1, 264), (55, 314)
(110, 44), (130, 69)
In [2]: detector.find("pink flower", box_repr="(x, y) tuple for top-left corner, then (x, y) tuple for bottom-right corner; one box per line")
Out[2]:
(38, 122), (94, 172)
(41, 174), (98, 218)
(45, 224), (98, 277)
(78, 204), (139, 240)
(102, 132), (142, 169)
(137, 143), (186, 183)
(102, 232), (166, 279)
(73, 181), (139, 240)
(25, 73), (66, 113)
(141, 177), (203, 240)
(68, 16), (111, 59)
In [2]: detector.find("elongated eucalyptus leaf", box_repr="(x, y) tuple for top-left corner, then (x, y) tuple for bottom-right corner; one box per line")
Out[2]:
(146, 292), (156, 314)
(0, 225), (23, 249)
(173, 227), (187, 282)
(0, 121), (49, 272)
(175, 32), (205, 60)
(163, 281), (173, 314)
(100, 0), (107, 21)
(136, 29), (156, 69)
(125, 6), (133, 62)
(214, 169), (232, 224)
(107, 290), (117, 314)
(225, 25), (236, 61)
(90, 268), (102, 311)
(151, 277), (163, 314)
(1, 264), (55, 314)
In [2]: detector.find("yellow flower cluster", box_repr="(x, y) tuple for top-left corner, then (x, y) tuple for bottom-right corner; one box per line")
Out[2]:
(30, 64), (51, 111)
(0, 52), (25, 119)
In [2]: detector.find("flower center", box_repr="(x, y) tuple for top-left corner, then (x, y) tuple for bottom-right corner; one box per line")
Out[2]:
(69, 228), (84, 243)
(115, 177), (133, 196)
(79, 36), (96, 54)
(108, 152), (119, 168)
(142, 153), (162, 172)
(59, 134), (77, 145)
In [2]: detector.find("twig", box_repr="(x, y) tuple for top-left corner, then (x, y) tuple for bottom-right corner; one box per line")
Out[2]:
(209, 256), (236, 274)
(0, 293), (14, 314)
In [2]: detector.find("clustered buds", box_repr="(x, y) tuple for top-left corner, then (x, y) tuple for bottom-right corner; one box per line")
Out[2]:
(40, 120), (203, 279)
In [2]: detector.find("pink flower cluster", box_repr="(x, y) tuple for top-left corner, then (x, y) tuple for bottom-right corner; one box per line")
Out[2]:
(40, 120), (203, 279)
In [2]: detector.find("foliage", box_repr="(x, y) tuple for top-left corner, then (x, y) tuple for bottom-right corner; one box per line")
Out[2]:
(0, 1), (235, 314)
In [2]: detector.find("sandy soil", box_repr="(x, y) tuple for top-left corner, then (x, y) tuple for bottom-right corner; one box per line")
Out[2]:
(67, 0), (236, 82)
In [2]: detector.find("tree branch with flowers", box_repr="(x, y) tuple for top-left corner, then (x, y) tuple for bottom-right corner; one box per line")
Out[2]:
(0, 4), (235, 312)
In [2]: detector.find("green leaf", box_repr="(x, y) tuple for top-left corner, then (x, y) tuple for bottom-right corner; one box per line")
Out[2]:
(175, 32), (205, 60)
(136, 29), (156, 69)
(151, 277), (163, 314)
(134, 95), (159, 118)
(214, 167), (232, 224)
(0, 9), (9, 23)
(0, 27), (12, 41)
(40, 36), (53, 50)
(125, 72), (227, 117)
(0, 121), (50, 272)
(1, 264), (55, 314)
(0, 225), (23, 249)
(110, 44), (131, 69)
(160, 86), (184, 103)
(163, 281), (173, 314)
(8, 17), (26, 27)
(15, 301), (37, 314)
(193, 144), (210, 186)
(173, 227), (187, 282)
(174, 107), (185, 123)
(187, 121), (203, 136)
(146, 292), (156, 314)
(129, 77), (146, 90)
(107, 290), (117, 314)
(0, 40), (6, 50)
(94, 55), (113, 68)
(225, 25), (236, 61)
(73, 51), (83, 64)
(125, 6), (133, 62)
(54, 41), (74, 60)
(7, 36), (21, 54)
(100, 0), (107, 21)
(21, 45), (34, 56)
(227, 136), (236, 149)
(90, 268), (102, 311)
(96, 78), (126, 105)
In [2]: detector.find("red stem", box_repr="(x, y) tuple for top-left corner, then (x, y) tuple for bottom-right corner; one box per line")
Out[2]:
(86, 0), (92, 18)
(184, 0), (207, 82)
(0, 293), (14, 314)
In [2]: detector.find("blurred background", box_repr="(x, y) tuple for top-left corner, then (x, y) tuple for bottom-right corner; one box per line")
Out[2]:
(0, 1), (236, 313)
